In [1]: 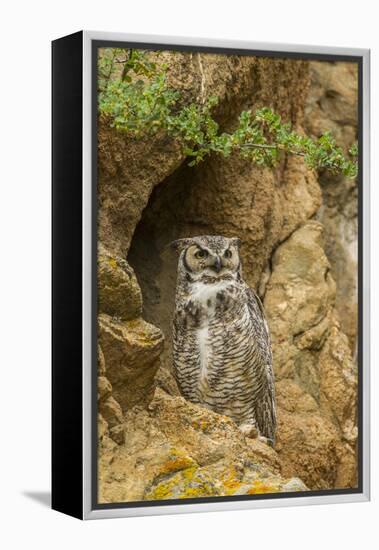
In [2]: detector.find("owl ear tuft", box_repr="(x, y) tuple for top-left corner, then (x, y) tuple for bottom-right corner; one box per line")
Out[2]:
(167, 238), (194, 252)
(230, 237), (241, 249)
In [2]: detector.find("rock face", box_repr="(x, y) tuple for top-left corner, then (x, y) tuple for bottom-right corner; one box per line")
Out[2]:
(99, 388), (307, 503)
(264, 221), (357, 488)
(305, 61), (358, 353)
(97, 247), (164, 444)
(97, 50), (358, 501)
(98, 314), (164, 411)
(98, 244), (142, 321)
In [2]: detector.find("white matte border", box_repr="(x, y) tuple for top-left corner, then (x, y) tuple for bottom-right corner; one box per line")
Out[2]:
(82, 31), (370, 520)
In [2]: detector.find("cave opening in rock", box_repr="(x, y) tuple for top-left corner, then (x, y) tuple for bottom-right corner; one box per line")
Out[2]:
(127, 160), (194, 374)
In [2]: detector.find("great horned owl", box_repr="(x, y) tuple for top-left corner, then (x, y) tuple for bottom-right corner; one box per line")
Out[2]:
(170, 235), (276, 444)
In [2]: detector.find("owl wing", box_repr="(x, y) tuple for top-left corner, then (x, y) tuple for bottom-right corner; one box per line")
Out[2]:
(246, 287), (277, 444)
(172, 309), (201, 403)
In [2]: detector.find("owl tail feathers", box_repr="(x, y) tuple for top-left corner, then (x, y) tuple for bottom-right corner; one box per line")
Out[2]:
(253, 395), (277, 447)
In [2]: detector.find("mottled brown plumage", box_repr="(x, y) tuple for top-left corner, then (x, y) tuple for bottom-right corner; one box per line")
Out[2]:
(170, 235), (276, 444)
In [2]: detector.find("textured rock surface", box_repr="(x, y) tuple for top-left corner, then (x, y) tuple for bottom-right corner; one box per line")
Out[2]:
(99, 389), (307, 503)
(264, 221), (357, 488)
(98, 245), (142, 320)
(305, 61), (358, 352)
(98, 313), (164, 411)
(97, 51), (358, 501)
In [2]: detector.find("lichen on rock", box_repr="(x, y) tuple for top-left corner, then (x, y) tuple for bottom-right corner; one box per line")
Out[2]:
(98, 389), (308, 503)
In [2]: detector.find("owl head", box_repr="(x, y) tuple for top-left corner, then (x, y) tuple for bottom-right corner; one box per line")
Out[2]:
(170, 235), (242, 282)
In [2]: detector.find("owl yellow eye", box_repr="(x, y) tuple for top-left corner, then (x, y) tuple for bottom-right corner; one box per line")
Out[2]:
(224, 249), (232, 258)
(195, 249), (208, 259)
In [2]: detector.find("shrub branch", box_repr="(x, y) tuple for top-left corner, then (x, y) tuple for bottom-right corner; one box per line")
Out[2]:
(98, 48), (358, 178)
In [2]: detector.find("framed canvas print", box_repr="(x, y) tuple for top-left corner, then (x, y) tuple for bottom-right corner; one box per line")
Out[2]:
(52, 31), (370, 520)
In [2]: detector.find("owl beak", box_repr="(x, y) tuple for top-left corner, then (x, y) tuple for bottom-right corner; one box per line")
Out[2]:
(212, 255), (222, 273)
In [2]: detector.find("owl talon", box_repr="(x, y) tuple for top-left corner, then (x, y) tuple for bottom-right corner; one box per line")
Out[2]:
(239, 423), (258, 438)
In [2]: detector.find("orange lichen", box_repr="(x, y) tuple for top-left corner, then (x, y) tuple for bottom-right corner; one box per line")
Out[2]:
(246, 480), (280, 494)
(220, 466), (242, 495)
(157, 448), (196, 476)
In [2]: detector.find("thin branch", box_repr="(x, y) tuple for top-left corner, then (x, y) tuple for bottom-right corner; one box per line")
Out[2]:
(236, 142), (306, 158)
(121, 49), (134, 82)
(198, 140), (307, 158)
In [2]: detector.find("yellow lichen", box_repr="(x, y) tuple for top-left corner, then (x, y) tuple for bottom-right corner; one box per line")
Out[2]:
(157, 448), (196, 476)
(108, 258), (117, 269)
(145, 465), (218, 501)
(179, 483), (217, 498)
(220, 466), (243, 495)
(191, 419), (210, 432)
(246, 480), (280, 494)
(146, 480), (175, 500)
(181, 466), (198, 481)
(124, 319), (142, 330)
(178, 469), (218, 498)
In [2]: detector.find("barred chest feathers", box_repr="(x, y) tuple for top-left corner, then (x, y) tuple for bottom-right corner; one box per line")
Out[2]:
(175, 278), (253, 404)
(188, 280), (240, 380)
